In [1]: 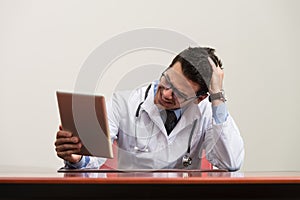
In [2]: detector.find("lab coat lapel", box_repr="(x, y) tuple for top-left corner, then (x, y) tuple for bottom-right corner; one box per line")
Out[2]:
(140, 85), (166, 133)
(170, 103), (201, 136)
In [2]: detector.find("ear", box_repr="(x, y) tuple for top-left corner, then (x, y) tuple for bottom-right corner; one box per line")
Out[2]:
(194, 94), (208, 104)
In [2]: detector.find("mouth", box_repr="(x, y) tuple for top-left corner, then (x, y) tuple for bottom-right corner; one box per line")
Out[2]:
(158, 96), (175, 109)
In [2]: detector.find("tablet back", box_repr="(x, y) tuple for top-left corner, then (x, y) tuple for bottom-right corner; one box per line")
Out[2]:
(56, 91), (113, 158)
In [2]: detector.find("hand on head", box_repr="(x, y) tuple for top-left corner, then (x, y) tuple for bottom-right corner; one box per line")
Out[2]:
(208, 57), (224, 94)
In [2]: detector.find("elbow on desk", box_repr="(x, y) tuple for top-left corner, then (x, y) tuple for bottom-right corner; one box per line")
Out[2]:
(225, 164), (242, 172)
(214, 161), (243, 172)
(224, 151), (244, 172)
(209, 149), (245, 172)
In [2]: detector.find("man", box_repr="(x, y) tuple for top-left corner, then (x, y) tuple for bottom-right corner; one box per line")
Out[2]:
(55, 47), (244, 171)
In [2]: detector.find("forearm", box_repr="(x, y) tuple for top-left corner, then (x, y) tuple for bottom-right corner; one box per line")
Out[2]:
(205, 115), (245, 171)
(64, 155), (89, 169)
(64, 156), (107, 169)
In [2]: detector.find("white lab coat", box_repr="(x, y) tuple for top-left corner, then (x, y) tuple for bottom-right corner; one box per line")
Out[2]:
(103, 83), (244, 171)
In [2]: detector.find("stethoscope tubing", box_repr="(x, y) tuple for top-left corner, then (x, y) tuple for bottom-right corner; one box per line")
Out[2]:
(133, 83), (196, 166)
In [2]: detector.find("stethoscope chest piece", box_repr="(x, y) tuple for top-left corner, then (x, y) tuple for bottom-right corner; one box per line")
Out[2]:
(182, 154), (192, 167)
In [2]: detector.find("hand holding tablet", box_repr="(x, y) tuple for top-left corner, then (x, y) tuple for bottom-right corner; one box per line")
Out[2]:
(56, 91), (113, 159)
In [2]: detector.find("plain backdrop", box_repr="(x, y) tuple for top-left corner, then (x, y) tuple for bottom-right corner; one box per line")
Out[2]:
(0, 0), (299, 172)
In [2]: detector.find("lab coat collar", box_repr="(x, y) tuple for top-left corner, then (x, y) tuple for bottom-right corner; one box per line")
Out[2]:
(140, 83), (202, 137)
(140, 83), (165, 133)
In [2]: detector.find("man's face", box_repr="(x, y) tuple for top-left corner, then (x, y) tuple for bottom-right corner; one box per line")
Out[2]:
(154, 61), (201, 110)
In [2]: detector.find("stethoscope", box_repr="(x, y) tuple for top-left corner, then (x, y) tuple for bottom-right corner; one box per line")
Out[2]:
(133, 83), (197, 167)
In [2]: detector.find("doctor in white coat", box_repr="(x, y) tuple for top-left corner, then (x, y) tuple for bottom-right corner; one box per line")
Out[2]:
(55, 47), (244, 171)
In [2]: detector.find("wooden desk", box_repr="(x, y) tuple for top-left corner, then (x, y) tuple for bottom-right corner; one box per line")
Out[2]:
(1, 170), (300, 199)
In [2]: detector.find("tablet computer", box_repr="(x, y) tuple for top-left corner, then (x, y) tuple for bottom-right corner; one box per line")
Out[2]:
(56, 91), (113, 158)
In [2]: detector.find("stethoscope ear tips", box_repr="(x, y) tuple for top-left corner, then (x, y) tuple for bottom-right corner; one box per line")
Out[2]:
(182, 155), (192, 167)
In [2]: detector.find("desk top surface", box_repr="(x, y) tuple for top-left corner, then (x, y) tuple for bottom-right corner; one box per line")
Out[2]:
(1, 169), (300, 184)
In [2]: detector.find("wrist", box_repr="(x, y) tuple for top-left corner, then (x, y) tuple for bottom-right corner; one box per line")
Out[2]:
(69, 155), (83, 164)
(209, 89), (226, 103)
(210, 99), (225, 106)
(65, 155), (87, 169)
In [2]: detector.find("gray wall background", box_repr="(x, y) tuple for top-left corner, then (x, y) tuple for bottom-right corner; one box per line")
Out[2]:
(0, 0), (299, 171)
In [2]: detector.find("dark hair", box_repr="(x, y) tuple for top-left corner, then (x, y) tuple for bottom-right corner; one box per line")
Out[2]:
(168, 47), (222, 96)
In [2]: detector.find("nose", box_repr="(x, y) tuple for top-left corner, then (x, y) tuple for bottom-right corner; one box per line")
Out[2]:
(162, 88), (174, 100)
